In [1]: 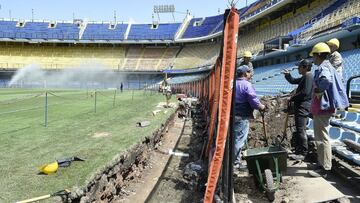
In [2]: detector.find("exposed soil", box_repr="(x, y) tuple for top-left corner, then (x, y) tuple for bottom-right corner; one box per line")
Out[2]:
(64, 95), (359, 203)
(233, 95), (293, 203)
(66, 99), (205, 203)
(69, 96), (292, 203)
(68, 112), (177, 202)
(144, 106), (206, 203)
(248, 95), (294, 149)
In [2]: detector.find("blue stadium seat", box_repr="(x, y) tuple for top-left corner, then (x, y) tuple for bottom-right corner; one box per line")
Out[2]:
(182, 14), (223, 39)
(353, 154), (360, 166)
(128, 23), (180, 40)
(344, 112), (359, 122)
(340, 131), (357, 142)
(253, 48), (360, 96)
(336, 148), (356, 161)
(82, 23), (128, 40)
(329, 127), (343, 140)
(0, 21), (79, 40)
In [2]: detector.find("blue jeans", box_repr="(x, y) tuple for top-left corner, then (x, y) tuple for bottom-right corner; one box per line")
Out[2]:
(234, 116), (249, 165)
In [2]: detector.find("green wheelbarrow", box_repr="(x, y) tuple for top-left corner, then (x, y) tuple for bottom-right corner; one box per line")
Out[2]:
(244, 146), (287, 201)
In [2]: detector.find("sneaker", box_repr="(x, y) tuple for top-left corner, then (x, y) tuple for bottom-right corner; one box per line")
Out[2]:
(308, 169), (329, 178)
(307, 163), (322, 170)
(288, 154), (305, 161)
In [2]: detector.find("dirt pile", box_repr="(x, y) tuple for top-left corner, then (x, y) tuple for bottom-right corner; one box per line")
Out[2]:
(234, 95), (293, 203)
(247, 95), (293, 149)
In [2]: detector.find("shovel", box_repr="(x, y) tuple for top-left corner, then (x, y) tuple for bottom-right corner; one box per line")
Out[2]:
(260, 110), (269, 146)
(278, 112), (289, 146)
(16, 189), (70, 203)
(277, 100), (291, 147)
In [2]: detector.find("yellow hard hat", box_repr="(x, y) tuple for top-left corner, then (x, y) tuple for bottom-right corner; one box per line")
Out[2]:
(327, 38), (340, 49)
(39, 161), (59, 175)
(243, 51), (252, 58)
(309, 42), (331, 56)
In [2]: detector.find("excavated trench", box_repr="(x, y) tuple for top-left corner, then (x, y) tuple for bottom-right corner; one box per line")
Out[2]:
(66, 94), (360, 203)
(63, 95), (302, 203)
(68, 112), (177, 202)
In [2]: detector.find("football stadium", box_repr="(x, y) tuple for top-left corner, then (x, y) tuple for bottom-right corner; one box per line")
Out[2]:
(1, 0), (360, 202)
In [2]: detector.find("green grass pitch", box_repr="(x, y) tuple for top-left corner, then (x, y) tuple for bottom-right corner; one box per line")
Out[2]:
(0, 88), (174, 202)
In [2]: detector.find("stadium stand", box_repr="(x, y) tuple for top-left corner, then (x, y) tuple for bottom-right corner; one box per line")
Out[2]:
(157, 47), (179, 70)
(182, 14), (223, 38)
(0, 42), (220, 71)
(0, 0), (358, 72)
(306, 115), (360, 166)
(252, 48), (360, 96)
(0, 43), (125, 69)
(82, 23), (128, 40)
(128, 23), (181, 40)
(0, 20), (79, 40)
(241, 0), (280, 19)
(298, 0), (360, 41)
(238, 0), (334, 54)
(167, 74), (206, 84)
(172, 43), (220, 69)
(122, 46), (180, 71)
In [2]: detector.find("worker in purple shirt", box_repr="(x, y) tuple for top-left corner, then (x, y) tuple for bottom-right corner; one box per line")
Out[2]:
(234, 65), (265, 170)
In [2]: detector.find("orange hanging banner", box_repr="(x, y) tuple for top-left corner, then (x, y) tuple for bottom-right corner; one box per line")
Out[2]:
(203, 8), (239, 203)
(205, 57), (221, 157)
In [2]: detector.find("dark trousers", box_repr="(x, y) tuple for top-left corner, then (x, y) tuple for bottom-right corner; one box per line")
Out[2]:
(294, 114), (308, 155)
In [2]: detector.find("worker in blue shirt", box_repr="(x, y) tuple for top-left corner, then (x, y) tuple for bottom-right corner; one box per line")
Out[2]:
(234, 65), (265, 169)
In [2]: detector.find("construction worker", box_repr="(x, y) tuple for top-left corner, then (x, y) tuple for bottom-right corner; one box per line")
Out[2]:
(234, 65), (265, 170)
(163, 82), (172, 107)
(327, 38), (343, 78)
(308, 42), (349, 178)
(238, 51), (254, 76)
(282, 59), (313, 160)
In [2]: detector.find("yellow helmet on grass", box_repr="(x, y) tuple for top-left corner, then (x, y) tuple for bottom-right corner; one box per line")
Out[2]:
(327, 38), (340, 49)
(39, 161), (58, 175)
(309, 42), (331, 56)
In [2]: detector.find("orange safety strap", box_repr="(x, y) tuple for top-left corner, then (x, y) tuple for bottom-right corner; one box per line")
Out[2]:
(203, 8), (239, 203)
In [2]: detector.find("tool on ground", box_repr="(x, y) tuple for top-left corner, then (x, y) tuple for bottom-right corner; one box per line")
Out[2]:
(168, 149), (190, 157)
(57, 156), (85, 167)
(137, 121), (150, 127)
(277, 100), (292, 147)
(278, 112), (289, 146)
(260, 110), (269, 146)
(39, 156), (85, 174)
(15, 189), (70, 203)
(244, 146), (287, 201)
(39, 161), (59, 175)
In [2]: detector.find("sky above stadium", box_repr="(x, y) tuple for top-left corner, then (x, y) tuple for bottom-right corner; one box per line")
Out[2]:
(0, 0), (257, 23)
